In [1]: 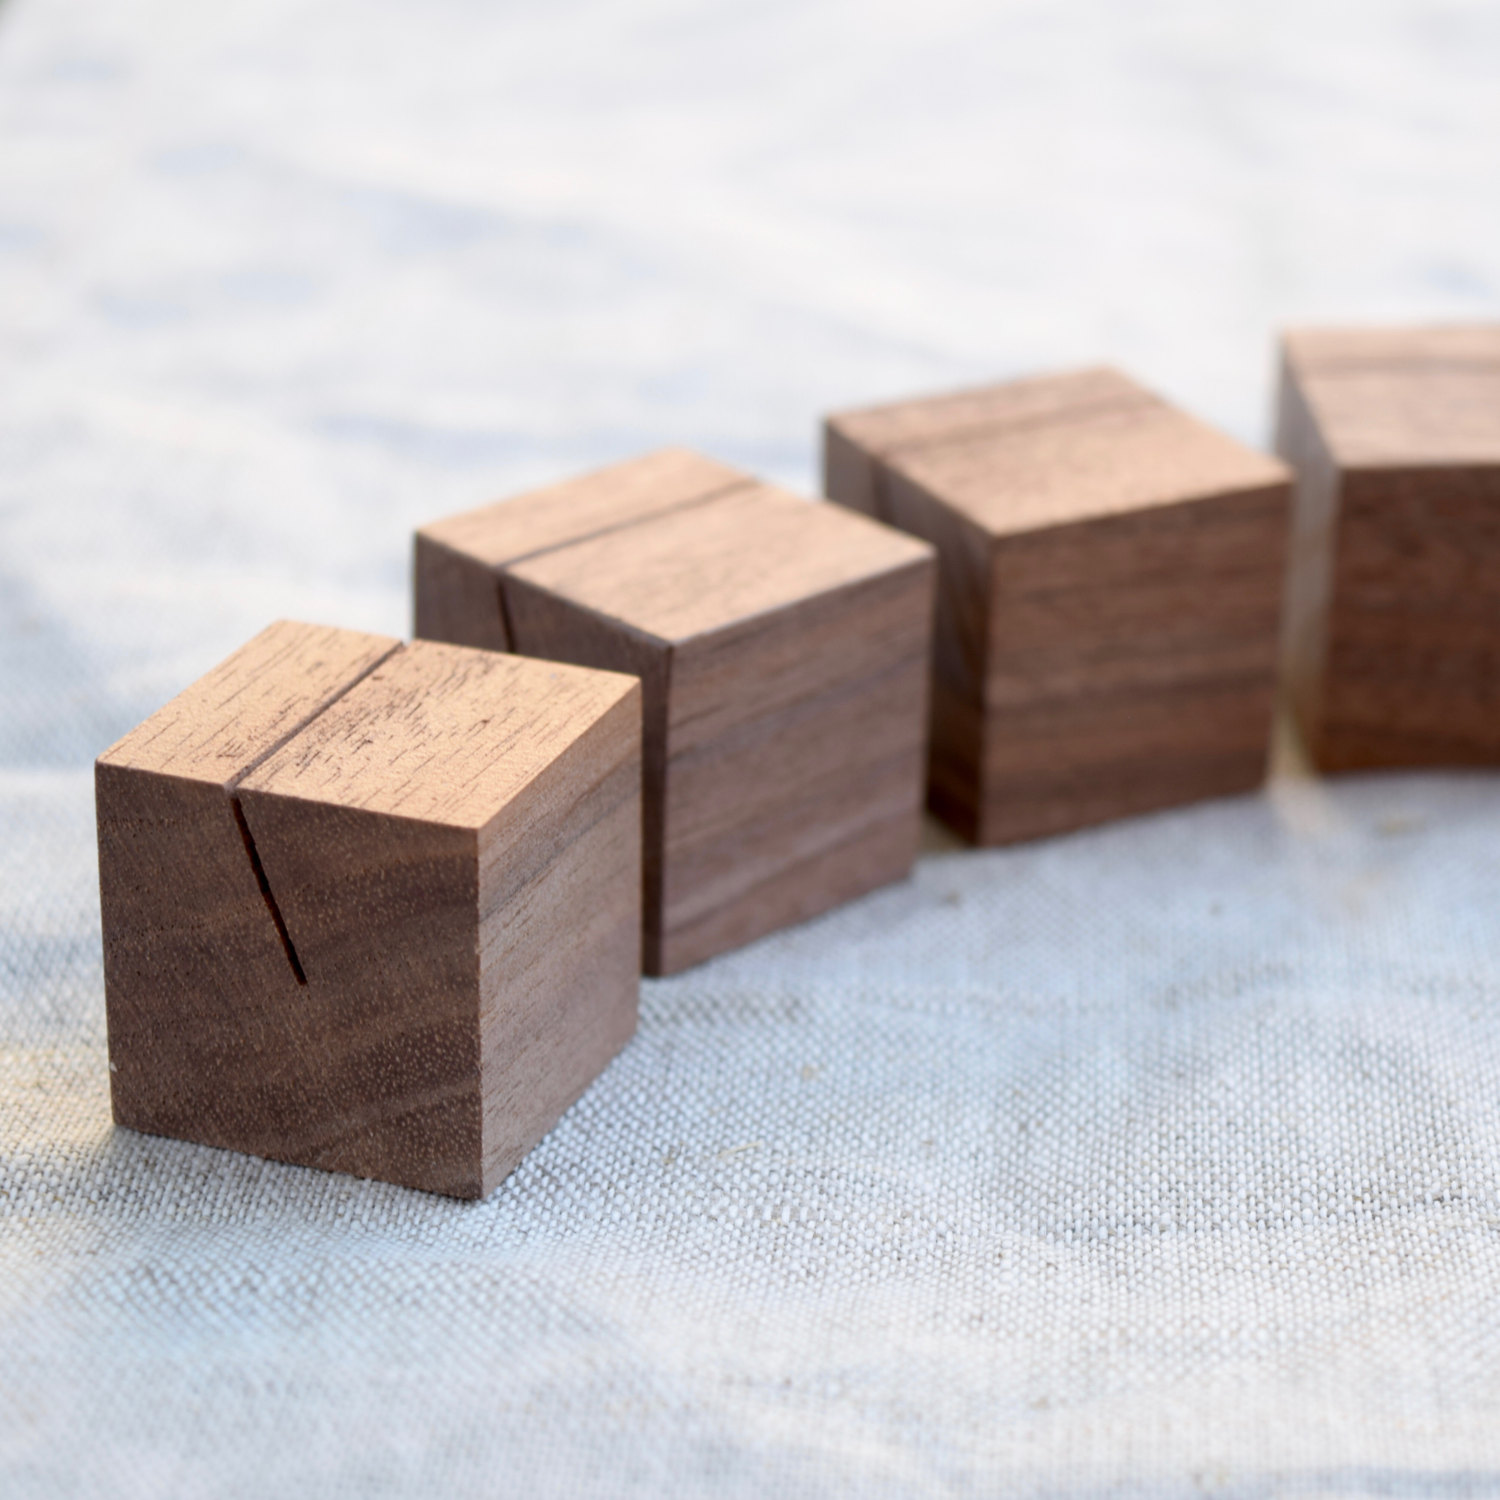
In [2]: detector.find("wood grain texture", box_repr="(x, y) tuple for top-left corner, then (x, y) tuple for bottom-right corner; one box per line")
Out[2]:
(97, 623), (641, 1197)
(414, 450), (936, 975)
(1277, 325), (1500, 771)
(418, 447), (750, 573)
(413, 533), (511, 653)
(826, 367), (1291, 844)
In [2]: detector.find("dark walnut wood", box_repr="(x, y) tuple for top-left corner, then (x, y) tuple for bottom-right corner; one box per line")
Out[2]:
(1276, 325), (1500, 771)
(96, 621), (642, 1198)
(414, 450), (936, 976)
(825, 367), (1291, 844)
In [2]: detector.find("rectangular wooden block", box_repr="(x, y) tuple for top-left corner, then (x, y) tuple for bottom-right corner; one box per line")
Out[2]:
(1276, 325), (1500, 770)
(825, 368), (1292, 844)
(96, 620), (642, 1198)
(414, 449), (936, 975)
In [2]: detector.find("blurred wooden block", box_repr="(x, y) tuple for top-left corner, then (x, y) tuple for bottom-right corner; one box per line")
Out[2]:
(97, 621), (641, 1198)
(825, 367), (1291, 844)
(1277, 325), (1500, 770)
(415, 449), (936, 975)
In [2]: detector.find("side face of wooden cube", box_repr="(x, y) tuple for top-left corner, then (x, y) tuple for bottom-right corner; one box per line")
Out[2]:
(226, 792), (485, 1196)
(414, 532), (509, 653)
(1277, 326), (1500, 771)
(877, 469), (994, 842)
(822, 419), (883, 517)
(474, 686), (641, 1191)
(656, 560), (932, 974)
(828, 368), (1290, 844)
(415, 451), (936, 976)
(96, 763), (327, 1149)
(97, 620), (406, 1168)
(975, 485), (1289, 843)
(1317, 464), (1500, 769)
(99, 624), (642, 1198)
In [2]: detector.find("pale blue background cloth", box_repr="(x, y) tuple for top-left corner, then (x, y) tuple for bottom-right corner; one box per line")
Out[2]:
(3, 1), (1500, 1494)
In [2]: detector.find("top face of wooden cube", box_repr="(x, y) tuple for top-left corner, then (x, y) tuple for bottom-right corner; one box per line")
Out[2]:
(100, 621), (639, 831)
(827, 366), (1288, 538)
(1282, 325), (1500, 469)
(241, 641), (637, 831)
(419, 449), (934, 644)
(507, 481), (931, 645)
(98, 621), (402, 789)
(419, 447), (748, 572)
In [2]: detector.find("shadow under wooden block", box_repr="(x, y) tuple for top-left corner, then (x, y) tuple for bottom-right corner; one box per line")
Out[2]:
(825, 367), (1292, 845)
(414, 450), (936, 975)
(1276, 324), (1500, 773)
(96, 621), (641, 1198)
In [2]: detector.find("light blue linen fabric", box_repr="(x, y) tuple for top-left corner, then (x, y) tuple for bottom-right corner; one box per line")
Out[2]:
(3, 1), (1500, 1494)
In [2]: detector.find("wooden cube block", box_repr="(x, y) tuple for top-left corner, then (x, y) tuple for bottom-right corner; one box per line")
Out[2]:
(825, 367), (1291, 844)
(414, 449), (936, 975)
(96, 620), (641, 1199)
(1276, 325), (1500, 770)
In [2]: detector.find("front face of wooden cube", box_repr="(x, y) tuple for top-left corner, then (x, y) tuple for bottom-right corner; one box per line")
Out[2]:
(97, 623), (641, 1199)
(414, 451), (936, 976)
(653, 545), (934, 974)
(1277, 326), (1500, 771)
(975, 489), (1290, 844)
(828, 368), (1291, 845)
(1318, 464), (1500, 770)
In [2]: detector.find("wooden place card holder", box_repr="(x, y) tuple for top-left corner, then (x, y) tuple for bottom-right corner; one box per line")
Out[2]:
(414, 448), (937, 976)
(825, 367), (1292, 845)
(1276, 325), (1500, 771)
(96, 620), (641, 1198)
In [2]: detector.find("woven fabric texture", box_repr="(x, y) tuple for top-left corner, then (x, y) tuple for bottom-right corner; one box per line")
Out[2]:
(4, 1), (1500, 1495)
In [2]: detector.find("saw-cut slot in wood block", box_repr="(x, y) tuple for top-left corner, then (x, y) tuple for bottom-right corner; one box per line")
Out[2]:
(228, 794), (307, 984)
(414, 448), (937, 976)
(96, 620), (642, 1198)
(825, 367), (1292, 845)
(1276, 324), (1500, 772)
